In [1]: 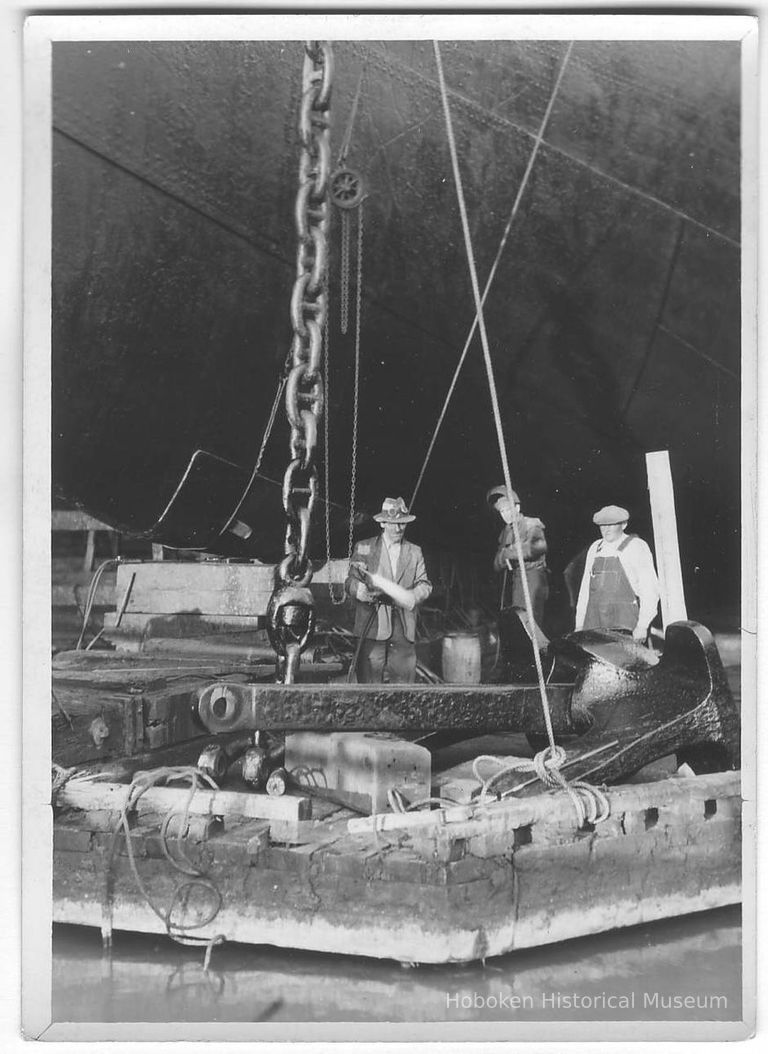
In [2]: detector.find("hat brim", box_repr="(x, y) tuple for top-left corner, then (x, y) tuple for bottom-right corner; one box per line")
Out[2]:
(374, 513), (416, 523)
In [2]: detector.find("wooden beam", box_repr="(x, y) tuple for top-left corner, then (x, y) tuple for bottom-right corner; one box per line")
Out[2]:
(57, 779), (311, 822)
(646, 450), (687, 629)
(51, 510), (115, 532)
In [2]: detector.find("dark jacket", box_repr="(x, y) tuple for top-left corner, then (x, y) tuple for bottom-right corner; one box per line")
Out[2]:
(345, 535), (432, 642)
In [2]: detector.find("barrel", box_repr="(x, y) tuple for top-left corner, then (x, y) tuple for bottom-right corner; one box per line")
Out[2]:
(441, 632), (483, 684)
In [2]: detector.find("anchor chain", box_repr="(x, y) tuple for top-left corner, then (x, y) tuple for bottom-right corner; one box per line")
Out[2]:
(269, 40), (333, 682)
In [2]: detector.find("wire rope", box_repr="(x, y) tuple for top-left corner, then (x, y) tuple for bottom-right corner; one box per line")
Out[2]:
(410, 42), (574, 509)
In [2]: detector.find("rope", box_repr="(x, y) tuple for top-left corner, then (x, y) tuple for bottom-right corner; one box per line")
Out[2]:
(347, 599), (379, 682)
(432, 42), (606, 827)
(472, 751), (610, 828)
(224, 363), (289, 536)
(75, 558), (119, 650)
(52, 690), (74, 730)
(107, 766), (227, 968)
(51, 762), (78, 800)
(254, 370), (287, 477)
(337, 65), (366, 166)
(387, 789), (461, 812)
(410, 42), (574, 509)
(433, 40), (556, 748)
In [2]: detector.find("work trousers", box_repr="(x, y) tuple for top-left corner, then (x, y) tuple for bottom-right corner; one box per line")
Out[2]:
(507, 565), (549, 630)
(356, 611), (417, 684)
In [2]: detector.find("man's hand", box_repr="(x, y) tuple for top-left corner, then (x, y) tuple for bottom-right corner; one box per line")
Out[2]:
(349, 562), (381, 603)
(632, 625), (648, 642)
(356, 583), (381, 604)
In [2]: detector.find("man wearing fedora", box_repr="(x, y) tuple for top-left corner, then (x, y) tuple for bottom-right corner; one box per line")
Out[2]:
(345, 497), (432, 683)
(574, 505), (660, 641)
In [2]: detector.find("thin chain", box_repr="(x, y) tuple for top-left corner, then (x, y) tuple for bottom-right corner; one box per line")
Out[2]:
(340, 210), (351, 334)
(277, 40), (333, 590)
(323, 307), (346, 605)
(345, 199), (364, 566)
(324, 201), (363, 604)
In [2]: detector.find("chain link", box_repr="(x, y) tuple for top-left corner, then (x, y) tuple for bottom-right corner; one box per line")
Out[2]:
(340, 210), (351, 334)
(279, 40), (333, 591)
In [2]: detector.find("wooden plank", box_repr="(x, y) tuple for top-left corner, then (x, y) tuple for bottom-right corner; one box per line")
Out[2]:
(57, 779), (312, 822)
(83, 530), (95, 572)
(51, 679), (204, 765)
(52, 509), (115, 532)
(347, 805), (473, 833)
(646, 450), (687, 627)
(100, 558), (351, 621)
(52, 687), (144, 765)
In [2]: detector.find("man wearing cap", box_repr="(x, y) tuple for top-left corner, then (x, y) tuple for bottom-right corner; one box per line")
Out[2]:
(344, 497), (432, 683)
(486, 485), (549, 628)
(574, 505), (660, 641)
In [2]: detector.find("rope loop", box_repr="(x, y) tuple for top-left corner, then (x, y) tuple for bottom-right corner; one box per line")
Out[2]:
(470, 750), (611, 829)
(102, 766), (227, 969)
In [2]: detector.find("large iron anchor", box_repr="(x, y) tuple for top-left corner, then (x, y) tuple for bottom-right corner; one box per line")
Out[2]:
(197, 622), (739, 784)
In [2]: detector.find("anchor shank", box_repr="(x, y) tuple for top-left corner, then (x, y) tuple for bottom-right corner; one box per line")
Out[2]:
(197, 681), (576, 735)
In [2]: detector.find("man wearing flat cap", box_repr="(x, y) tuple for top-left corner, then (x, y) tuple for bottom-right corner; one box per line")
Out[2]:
(345, 497), (432, 683)
(574, 505), (660, 641)
(486, 485), (549, 628)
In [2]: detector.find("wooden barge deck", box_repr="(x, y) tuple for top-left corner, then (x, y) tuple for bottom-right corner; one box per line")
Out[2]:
(53, 745), (740, 965)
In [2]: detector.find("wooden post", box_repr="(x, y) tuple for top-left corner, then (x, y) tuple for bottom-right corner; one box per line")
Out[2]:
(84, 530), (96, 571)
(645, 450), (687, 629)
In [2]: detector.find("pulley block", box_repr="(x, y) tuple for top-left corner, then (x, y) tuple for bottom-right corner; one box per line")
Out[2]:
(330, 167), (365, 210)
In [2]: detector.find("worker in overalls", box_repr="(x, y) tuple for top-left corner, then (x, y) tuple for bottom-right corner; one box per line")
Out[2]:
(574, 505), (660, 642)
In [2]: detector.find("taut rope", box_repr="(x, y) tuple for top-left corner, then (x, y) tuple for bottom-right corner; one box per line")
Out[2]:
(432, 41), (606, 825)
(410, 43), (574, 509)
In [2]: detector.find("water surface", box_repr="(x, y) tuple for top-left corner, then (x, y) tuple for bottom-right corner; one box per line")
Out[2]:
(52, 906), (741, 1023)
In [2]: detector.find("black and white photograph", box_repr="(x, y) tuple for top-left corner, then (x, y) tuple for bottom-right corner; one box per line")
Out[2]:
(21, 10), (757, 1044)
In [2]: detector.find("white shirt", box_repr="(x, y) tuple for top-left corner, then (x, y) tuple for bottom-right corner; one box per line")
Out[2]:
(575, 533), (660, 632)
(382, 536), (401, 575)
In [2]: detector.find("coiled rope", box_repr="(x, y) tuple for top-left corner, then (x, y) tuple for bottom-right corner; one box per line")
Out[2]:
(472, 751), (610, 828)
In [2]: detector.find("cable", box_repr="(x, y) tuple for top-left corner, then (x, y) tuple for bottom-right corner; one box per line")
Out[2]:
(75, 558), (119, 650)
(410, 42), (574, 509)
(433, 42), (608, 829)
(106, 766), (227, 965)
(433, 40), (557, 751)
